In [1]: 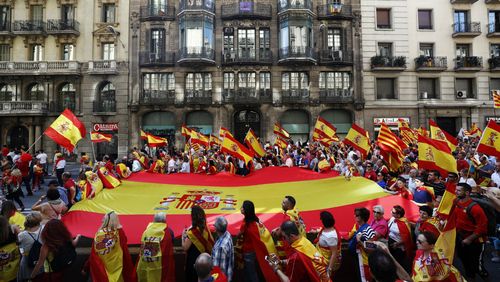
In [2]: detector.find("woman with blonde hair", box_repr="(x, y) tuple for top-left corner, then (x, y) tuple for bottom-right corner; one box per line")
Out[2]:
(17, 211), (43, 281)
(84, 211), (136, 281)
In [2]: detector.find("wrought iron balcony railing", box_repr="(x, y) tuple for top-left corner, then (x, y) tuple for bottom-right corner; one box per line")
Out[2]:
(178, 47), (215, 63)
(12, 20), (45, 33)
(281, 89), (309, 104)
(454, 56), (482, 69)
(185, 90), (212, 105)
(318, 49), (353, 65)
(46, 19), (79, 34)
(93, 100), (116, 113)
(139, 51), (176, 66)
(278, 46), (316, 61)
(141, 90), (175, 104)
(370, 56), (407, 70)
(278, 0), (313, 13)
(317, 3), (352, 19)
(319, 89), (353, 103)
(414, 56), (448, 70)
(179, 0), (215, 14)
(0, 101), (48, 115)
(452, 22), (481, 36)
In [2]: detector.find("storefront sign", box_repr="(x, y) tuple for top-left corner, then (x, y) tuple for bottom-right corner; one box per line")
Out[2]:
(93, 123), (119, 132)
(373, 117), (410, 127)
(485, 116), (500, 123)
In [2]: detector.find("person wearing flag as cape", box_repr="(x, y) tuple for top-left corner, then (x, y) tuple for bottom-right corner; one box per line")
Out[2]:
(136, 213), (175, 282)
(182, 205), (215, 282)
(273, 196), (306, 259)
(387, 205), (414, 274)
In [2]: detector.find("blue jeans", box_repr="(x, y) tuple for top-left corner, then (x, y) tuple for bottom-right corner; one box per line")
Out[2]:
(243, 252), (259, 282)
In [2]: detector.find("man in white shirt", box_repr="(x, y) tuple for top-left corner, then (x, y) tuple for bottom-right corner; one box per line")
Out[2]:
(491, 161), (500, 188)
(36, 149), (48, 175)
(167, 156), (177, 174)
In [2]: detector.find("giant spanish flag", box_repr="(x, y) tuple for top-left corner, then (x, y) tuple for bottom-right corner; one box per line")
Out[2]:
(244, 129), (265, 158)
(344, 123), (371, 158)
(44, 109), (86, 152)
(429, 119), (458, 152)
(477, 119), (500, 159)
(418, 134), (458, 177)
(62, 167), (419, 244)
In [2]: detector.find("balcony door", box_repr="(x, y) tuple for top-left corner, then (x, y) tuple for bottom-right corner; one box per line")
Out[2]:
(238, 29), (255, 59)
(489, 11), (500, 33)
(61, 4), (74, 23)
(454, 10), (468, 32)
(0, 6), (10, 31)
(378, 42), (392, 57)
(491, 44), (500, 57)
(234, 109), (260, 144)
(456, 44), (470, 57)
(150, 28), (165, 61)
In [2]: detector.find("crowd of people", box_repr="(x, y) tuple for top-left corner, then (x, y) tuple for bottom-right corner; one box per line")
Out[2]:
(0, 132), (500, 282)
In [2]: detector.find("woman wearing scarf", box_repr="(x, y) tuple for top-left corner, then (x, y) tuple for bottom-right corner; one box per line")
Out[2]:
(182, 205), (214, 282)
(85, 211), (136, 282)
(388, 205), (414, 273)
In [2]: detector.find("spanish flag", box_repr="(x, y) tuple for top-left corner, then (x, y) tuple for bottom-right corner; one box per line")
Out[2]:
(417, 134), (458, 177)
(245, 129), (265, 158)
(377, 123), (407, 171)
(470, 122), (482, 138)
(140, 129), (148, 140)
(273, 123), (290, 139)
(116, 163), (131, 179)
(344, 123), (371, 158)
(477, 120), (500, 158)
(181, 125), (193, 138)
(494, 90), (500, 109)
(191, 131), (210, 147)
(219, 127), (230, 138)
(91, 132), (112, 143)
(417, 126), (429, 138)
(187, 225), (215, 253)
(429, 119), (458, 152)
(221, 133), (254, 164)
(314, 116), (337, 139)
(44, 109), (86, 152)
(291, 236), (330, 281)
(147, 133), (168, 147)
(97, 166), (121, 189)
(209, 134), (222, 146)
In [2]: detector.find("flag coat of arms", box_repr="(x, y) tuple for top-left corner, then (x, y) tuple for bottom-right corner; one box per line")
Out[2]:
(222, 133), (254, 164)
(44, 109), (86, 152)
(344, 123), (371, 158)
(477, 120), (500, 158)
(245, 129), (265, 158)
(418, 134), (458, 177)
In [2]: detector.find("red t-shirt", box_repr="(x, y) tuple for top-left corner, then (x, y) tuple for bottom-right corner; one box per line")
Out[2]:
(455, 198), (488, 241)
(16, 160), (30, 177)
(457, 159), (469, 172)
(364, 170), (377, 181)
(241, 221), (259, 253)
(1, 147), (9, 157)
(64, 178), (76, 191)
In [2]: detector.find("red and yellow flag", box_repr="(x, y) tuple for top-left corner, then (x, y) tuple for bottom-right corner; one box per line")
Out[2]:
(191, 131), (210, 147)
(314, 116), (337, 139)
(292, 236), (330, 281)
(398, 119), (417, 145)
(209, 134), (222, 146)
(91, 132), (112, 143)
(275, 135), (288, 149)
(181, 125), (193, 138)
(418, 134), (457, 177)
(97, 167), (121, 189)
(477, 120), (500, 158)
(417, 126), (429, 138)
(377, 123), (407, 171)
(147, 133), (168, 147)
(219, 127), (230, 138)
(44, 109), (86, 152)
(493, 90), (500, 109)
(245, 129), (265, 158)
(344, 123), (371, 158)
(187, 225), (215, 254)
(470, 122), (482, 138)
(273, 123), (290, 139)
(429, 119), (458, 152)
(140, 129), (148, 140)
(222, 133), (254, 164)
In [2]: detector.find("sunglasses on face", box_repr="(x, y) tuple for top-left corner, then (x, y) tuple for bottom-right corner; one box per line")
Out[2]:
(373, 211), (382, 214)
(416, 239), (426, 244)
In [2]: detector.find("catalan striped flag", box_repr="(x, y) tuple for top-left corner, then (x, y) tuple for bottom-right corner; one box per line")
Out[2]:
(418, 134), (458, 177)
(343, 123), (371, 158)
(377, 123), (407, 171)
(477, 120), (500, 159)
(429, 119), (458, 152)
(492, 90), (500, 109)
(399, 127), (417, 146)
(245, 129), (266, 158)
(44, 109), (86, 152)
(314, 117), (337, 140)
(90, 132), (112, 143)
(273, 123), (290, 139)
(275, 135), (288, 149)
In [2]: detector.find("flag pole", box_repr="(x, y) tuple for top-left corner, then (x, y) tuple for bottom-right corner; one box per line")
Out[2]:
(26, 134), (44, 153)
(89, 129), (97, 165)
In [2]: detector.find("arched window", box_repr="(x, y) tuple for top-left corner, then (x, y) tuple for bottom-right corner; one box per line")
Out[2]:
(58, 83), (76, 111)
(186, 110), (213, 135)
(96, 82), (116, 112)
(0, 84), (15, 101)
(27, 83), (44, 101)
(320, 109), (353, 136)
(281, 109), (310, 142)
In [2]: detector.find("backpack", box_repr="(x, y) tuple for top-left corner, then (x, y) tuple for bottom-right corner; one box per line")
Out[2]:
(466, 194), (498, 237)
(49, 242), (76, 272)
(27, 232), (42, 267)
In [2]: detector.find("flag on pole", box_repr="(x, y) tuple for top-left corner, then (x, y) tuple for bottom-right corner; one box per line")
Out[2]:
(273, 123), (290, 139)
(44, 109), (86, 152)
(429, 119), (458, 152)
(90, 132), (112, 143)
(221, 133), (254, 164)
(245, 129), (266, 158)
(418, 134), (458, 177)
(377, 123), (407, 171)
(140, 129), (148, 140)
(469, 123), (482, 138)
(314, 117), (337, 139)
(343, 123), (371, 159)
(191, 131), (210, 147)
(209, 134), (222, 146)
(492, 90), (500, 109)
(477, 120), (500, 159)
(398, 119), (417, 145)
(147, 133), (168, 147)
(181, 125), (193, 138)
(219, 127), (230, 138)
(275, 135), (288, 149)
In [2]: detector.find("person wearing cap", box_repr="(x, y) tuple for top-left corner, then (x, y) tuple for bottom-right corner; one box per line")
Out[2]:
(369, 205), (388, 240)
(413, 206), (440, 239)
(454, 182), (489, 279)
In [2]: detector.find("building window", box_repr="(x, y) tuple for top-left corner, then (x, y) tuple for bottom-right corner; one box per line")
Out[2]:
(98, 82), (116, 112)
(30, 5), (43, 21)
(282, 72), (309, 90)
(143, 73), (175, 102)
(223, 72), (235, 99)
(376, 78), (396, 99)
(319, 72), (351, 91)
(103, 4), (116, 23)
(59, 83), (76, 111)
(0, 84), (14, 101)
(259, 72), (271, 91)
(418, 78), (439, 99)
(28, 83), (44, 101)
(150, 28), (165, 56)
(455, 78), (475, 99)
(490, 78), (500, 99)
(238, 29), (256, 59)
(418, 10), (432, 30)
(259, 29), (270, 56)
(456, 44), (470, 57)
(61, 4), (74, 22)
(327, 28), (342, 51)
(376, 8), (391, 29)
(223, 27), (234, 54)
(378, 42), (392, 57)
(491, 44), (500, 57)
(0, 44), (9, 61)
(30, 44), (43, 61)
(186, 73), (212, 91)
(238, 72), (256, 90)
(419, 43), (434, 57)
(0, 6), (10, 31)
(62, 44), (74, 60)
(454, 10), (469, 33)
(179, 15), (214, 54)
(489, 11), (500, 33)
(102, 43), (115, 60)
(279, 15), (313, 55)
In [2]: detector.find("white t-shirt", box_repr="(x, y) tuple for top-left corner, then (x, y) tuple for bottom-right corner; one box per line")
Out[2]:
(180, 162), (190, 173)
(55, 159), (66, 169)
(318, 229), (338, 248)
(36, 153), (48, 164)
(388, 217), (402, 243)
(491, 172), (500, 188)
(132, 160), (142, 172)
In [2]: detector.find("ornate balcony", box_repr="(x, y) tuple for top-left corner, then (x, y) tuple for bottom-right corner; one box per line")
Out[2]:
(141, 90), (175, 105)
(278, 0), (313, 14)
(93, 100), (116, 114)
(87, 60), (118, 75)
(222, 88), (270, 104)
(278, 47), (316, 65)
(12, 20), (45, 35)
(454, 56), (482, 71)
(318, 49), (353, 65)
(46, 20), (79, 36)
(185, 90), (212, 105)
(221, 2), (272, 20)
(0, 101), (48, 115)
(319, 89), (353, 104)
(450, 0), (478, 3)
(452, 22), (481, 37)
(139, 51), (175, 66)
(178, 0), (215, 14)
(221, 50), (273, 65)
(0, 61), (81, 75)
(370, 56), (407, 71)
(177, 47), (215, 66)
(140, 4), (176, 21)
(317, 3), (353, 20)
(0, 21), (11, 34)
(488, 56), (500, 71)
(414, 56), (448, 71)
(281, 89), (309, 104)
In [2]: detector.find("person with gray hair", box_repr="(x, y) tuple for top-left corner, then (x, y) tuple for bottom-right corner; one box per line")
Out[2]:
(211, 216), (234, 281)
(195, 253), (227, 282)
